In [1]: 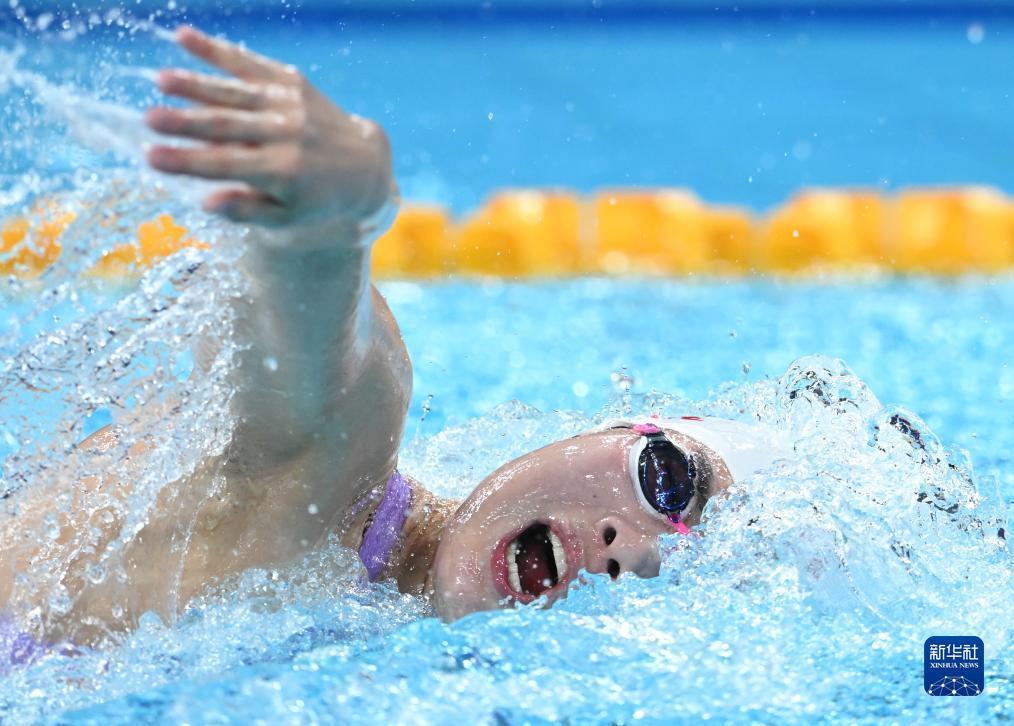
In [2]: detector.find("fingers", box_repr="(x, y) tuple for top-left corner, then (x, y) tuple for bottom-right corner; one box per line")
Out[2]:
(157, 69), (287, 111)
(203, 188), (289, 226)
(147, 106), (298, 144)
(176, 26), (296, 83)
(147, 143), (296, 185)
(150, 27), (311, 226)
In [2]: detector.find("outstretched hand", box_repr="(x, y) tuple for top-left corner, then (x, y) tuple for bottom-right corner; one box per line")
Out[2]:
(146, 27), (394, 232)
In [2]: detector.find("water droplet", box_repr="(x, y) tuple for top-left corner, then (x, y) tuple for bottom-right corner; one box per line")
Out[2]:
(792, 140), (812, 161)
(44, 513), (60, 540)
(708, 640), (732, 658)
(263, 356), (278, 372)
(307, 503), (319, 515)
(610, 370), (634, 393)
(86, 563), (106, 584)
(49, 591), (72, 615)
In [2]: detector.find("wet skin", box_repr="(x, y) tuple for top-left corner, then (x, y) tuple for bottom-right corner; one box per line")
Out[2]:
(1, 28), (740, 639)
(430, 427), (733, 620)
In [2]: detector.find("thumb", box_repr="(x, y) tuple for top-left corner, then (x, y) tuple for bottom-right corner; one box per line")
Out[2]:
(204, 187), (290, 227)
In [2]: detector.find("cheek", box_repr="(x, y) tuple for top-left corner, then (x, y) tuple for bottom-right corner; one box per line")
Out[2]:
(455, 546), (485, 583)
(587, 477), (642, 517)
(534, 473), (628, 509)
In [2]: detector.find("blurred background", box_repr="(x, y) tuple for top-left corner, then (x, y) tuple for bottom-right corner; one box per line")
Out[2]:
(2, 0), (1012, 440)
(5, 0), (1014, 214)
(7, 0), (1013, 280)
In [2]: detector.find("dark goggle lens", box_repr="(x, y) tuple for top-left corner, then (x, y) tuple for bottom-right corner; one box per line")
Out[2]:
(638, 434), (695, 516)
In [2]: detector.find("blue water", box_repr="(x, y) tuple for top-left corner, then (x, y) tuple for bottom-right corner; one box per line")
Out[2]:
(1, 6), (1012, 724)
(3, 6), (1014, 212)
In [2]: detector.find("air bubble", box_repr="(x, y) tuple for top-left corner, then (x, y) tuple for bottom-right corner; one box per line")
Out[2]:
(44, 513), (61, 540)
(86, 563), (106, 584)
(610, 370), (634, 393)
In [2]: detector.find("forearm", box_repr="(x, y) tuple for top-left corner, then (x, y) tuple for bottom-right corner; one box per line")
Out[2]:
(229, 221), (386, 465)
(144, 27), (410, 477)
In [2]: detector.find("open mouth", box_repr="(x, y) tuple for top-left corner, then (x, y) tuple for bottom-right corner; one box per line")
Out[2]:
(505, 522), (568, 598)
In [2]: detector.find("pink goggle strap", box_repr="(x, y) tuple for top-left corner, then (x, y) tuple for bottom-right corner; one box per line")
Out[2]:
(668, 516), (691, 535)
(631, 423), (662, 435)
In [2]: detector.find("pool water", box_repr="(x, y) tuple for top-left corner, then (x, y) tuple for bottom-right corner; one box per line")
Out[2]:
(4, 5), (1014, 213)
(1, 6), (1012, 724)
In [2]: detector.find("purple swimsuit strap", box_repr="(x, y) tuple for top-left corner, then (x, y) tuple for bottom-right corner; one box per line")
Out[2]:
(0, 615), (46, 674)
(358, 470), (413, 581)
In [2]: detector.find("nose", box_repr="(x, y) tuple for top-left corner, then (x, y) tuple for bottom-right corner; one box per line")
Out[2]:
(591, 516), (662, 580)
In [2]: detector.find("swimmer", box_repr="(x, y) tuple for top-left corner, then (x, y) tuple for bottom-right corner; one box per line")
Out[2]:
(0, 28), (794, 647)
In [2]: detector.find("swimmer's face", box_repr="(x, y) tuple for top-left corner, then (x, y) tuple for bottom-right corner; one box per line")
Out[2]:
(430, 427), (733, 620)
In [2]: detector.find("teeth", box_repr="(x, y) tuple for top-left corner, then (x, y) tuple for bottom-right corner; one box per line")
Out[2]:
(548, 530), (567, 579)
(507, 540), (522, 593)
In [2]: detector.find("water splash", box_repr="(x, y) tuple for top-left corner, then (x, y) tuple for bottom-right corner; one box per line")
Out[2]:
(0, 17), (1010, 726)
(2, 357), (1004, 723)
(1, 13), (255, 694)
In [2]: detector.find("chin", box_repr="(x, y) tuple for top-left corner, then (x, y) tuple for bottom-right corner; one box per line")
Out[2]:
(431, 579), (497, 622)
(430, 541), (498, 621)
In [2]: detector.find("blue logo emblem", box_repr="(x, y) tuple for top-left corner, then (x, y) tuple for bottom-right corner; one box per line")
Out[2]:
(924, 636), (984, 696)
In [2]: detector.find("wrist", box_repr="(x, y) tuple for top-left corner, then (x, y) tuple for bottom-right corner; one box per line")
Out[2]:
(247, 183), (399, 253)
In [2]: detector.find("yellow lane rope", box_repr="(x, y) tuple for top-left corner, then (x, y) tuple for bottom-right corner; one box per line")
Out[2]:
(3, 187), (1012, 279)
(375, 187), (1014, 277)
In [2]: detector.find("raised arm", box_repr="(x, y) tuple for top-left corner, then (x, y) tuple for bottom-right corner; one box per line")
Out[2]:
(146, 28), (411, 546)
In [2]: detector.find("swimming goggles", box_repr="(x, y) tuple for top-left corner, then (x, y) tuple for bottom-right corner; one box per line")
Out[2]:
(621, 423), (697, 535)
